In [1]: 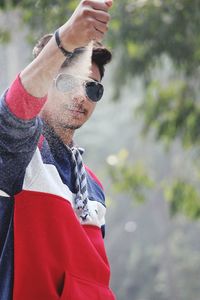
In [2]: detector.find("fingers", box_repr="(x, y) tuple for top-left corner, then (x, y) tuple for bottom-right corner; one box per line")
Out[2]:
(94, 19), (108, 34)
(81, 5), (111, 36)
(87, 8), (110, 23)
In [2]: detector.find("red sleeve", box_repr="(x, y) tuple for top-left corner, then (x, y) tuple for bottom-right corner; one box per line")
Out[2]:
(5, 74), (47, 120)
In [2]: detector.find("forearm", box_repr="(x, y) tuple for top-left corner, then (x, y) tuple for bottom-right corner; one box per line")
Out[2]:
(0, 91), (43, 195)
(20, 33), (71, 98)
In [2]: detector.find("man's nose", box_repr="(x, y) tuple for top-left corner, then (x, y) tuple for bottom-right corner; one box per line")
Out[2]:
(72, 89), (88, 102)
(72, 94), (87, 104)
(71, 85), (87, 100)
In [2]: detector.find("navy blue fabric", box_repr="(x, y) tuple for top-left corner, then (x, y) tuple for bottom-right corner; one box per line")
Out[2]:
(86, 172), (105, 207)
(101, 224), (105, 238)
(42, 124), (77, 194)
(0, 196), (14, 300)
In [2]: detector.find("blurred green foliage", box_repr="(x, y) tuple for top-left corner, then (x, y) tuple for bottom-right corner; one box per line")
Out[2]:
(0, 29), (11, 43)
(109, 0), (200, 74)
(108, 0), (200, 220)
(165, 180), (200, 219)
(107, 149), (154, 203)
(0, 0), (78, 42)
(138, 80), (200, 148)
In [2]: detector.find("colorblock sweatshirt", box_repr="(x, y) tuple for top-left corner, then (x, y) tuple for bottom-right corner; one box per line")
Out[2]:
(0, 75), (115, 300)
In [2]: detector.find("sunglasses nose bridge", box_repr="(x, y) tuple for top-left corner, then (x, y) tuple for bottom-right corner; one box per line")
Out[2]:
(68, 85), (87, 101)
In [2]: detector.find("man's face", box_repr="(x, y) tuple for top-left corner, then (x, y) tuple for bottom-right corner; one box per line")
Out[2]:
(41, 63), (101, 131)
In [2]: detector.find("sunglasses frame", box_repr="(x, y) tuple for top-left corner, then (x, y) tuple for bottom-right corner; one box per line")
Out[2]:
(54, 73), (104, 102)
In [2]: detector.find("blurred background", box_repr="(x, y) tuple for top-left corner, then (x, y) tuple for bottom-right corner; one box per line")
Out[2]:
(1, 0), (200, 299)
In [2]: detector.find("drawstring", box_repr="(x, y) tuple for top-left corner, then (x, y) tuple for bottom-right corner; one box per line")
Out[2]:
(70, 147), (90, 221)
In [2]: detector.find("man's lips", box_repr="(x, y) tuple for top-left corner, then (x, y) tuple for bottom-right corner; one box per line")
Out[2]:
(65, 105), (87, 115)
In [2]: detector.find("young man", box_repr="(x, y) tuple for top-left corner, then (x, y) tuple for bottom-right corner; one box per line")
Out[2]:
(0, 0), (115, 299)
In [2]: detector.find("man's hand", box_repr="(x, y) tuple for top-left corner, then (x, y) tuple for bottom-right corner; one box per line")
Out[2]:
(59, 0), (113, 51)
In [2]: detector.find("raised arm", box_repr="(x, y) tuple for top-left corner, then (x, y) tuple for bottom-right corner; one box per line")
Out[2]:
(20, 0), (112, 98)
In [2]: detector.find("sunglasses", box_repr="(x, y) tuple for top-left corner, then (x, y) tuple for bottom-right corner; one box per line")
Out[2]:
(54, 73), (104, 102)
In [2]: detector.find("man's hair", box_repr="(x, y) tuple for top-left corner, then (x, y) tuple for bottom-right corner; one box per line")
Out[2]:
(33, 33), (112, 79)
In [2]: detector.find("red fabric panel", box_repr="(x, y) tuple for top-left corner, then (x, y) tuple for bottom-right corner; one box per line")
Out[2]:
(83, 225), (109, 265)
(13, 190), (115, 300)
(60, 273), (115, 300)
(5, 74), (46, 120)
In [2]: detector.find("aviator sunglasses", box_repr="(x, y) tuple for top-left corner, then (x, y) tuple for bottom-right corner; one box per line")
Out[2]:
(54, 73), (104, 102)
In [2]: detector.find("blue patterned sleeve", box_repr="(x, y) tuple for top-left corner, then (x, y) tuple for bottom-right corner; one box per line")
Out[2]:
(0, 92), (43, 195)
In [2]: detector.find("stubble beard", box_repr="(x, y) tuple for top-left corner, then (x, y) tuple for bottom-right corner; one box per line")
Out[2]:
(60, 103), (87, 131)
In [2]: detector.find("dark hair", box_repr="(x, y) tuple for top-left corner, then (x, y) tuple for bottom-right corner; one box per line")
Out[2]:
(33, 33), (112, 79)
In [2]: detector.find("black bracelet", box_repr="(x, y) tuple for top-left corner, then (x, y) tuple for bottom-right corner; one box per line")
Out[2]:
(54, 29), (73, 57)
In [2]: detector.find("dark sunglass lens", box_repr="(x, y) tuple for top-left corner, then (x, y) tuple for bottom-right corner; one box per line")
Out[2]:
(85, 82), (104, 102)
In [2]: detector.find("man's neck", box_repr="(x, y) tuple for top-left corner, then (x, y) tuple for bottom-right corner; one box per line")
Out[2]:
(42, 120), (75, 146)
(53, 126), (75, 146)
